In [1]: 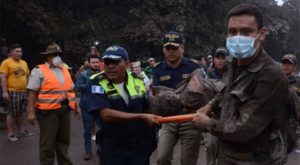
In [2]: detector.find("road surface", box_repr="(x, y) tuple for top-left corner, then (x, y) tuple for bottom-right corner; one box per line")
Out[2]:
(0, 114), (299, 165)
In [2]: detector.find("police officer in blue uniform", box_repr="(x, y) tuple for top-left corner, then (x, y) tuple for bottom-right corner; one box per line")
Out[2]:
(152, 32), (199, 89)
(152, 31), (201, 165)
(85, 45), (160, 165)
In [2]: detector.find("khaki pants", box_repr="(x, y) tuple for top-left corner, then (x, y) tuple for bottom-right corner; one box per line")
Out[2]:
(157, 122), (202, 165)
(37, 106), (72, 165)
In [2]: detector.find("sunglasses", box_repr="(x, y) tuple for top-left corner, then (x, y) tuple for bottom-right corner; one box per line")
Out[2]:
(104, 59), (122, 65)
(165, 45), (180, 51)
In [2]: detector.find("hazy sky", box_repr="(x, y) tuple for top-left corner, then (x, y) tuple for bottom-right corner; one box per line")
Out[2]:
(276, 0), (284, 5)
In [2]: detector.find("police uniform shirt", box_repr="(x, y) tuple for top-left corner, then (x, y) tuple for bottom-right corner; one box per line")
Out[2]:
(86, 73), (150, 141)
(152, 57), (199, 89)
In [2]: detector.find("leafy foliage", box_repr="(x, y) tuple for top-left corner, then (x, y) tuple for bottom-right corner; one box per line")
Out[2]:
(0, 0), (299, 70)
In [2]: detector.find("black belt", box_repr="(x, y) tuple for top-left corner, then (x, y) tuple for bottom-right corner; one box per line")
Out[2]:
(61, 99), (69, 105)
(103, 136), (143, 146)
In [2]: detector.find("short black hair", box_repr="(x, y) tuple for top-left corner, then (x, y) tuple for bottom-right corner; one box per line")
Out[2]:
(87, 54), (100, 62)
(195, 55), (206, 61)
(227, 3), (263, 30)
(9, 44), (22, 52)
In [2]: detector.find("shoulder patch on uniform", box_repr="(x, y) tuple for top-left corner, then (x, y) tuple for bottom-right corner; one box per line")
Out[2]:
(90, 71), (104, 80)
(188, 58), (199, 64)
(91, 85), (104, 94)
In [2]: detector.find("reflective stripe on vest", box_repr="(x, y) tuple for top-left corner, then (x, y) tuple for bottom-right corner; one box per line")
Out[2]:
(35, 64), (76, 110)
(99, 72), (146, 100)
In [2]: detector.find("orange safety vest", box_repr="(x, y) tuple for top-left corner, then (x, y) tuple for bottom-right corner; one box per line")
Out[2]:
(35, 64), (76, 110)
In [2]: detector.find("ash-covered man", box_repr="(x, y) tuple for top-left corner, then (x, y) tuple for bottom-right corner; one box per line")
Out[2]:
(85, 45), (160, 165)
(193, 3), (289, 164)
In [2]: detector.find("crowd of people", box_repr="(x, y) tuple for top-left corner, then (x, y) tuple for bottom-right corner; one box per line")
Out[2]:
(0, 3), (300, 165)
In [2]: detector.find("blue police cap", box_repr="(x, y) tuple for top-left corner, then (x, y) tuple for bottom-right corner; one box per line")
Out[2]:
(102, 45), (129, 60)
(163, 31), (184, 47)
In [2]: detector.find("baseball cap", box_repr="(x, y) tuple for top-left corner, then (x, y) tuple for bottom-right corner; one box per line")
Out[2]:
(102, 45), (129, 60)
(207, 55), (213, 59)
(163, 31), (184, 47)
(214, 48), (229, 57)
(282, 54), (297, 64)
(132, 61), (141, 68)
(148, 57), (155, 62)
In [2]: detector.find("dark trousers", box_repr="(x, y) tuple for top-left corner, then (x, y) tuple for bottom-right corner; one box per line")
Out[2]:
(81, 107), (100, 153)
(99, 139), (153, 165)
(37, 106), (72, 165)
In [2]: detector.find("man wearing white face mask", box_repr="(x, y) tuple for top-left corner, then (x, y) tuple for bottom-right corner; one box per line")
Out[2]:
(27, 42), (80, 165)
(193, 3), (289, 164)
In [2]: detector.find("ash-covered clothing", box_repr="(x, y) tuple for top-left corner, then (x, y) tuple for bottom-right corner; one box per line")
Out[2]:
(207, 49), (289, 164)
(208, 68), (223, 80)
(152, 57), (201, 165)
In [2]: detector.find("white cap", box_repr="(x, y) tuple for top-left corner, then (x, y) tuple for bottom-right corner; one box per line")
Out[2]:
(132, 61), (141, 68)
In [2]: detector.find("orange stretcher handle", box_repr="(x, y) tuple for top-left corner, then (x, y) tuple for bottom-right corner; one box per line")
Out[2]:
(156, 114), (197, 123)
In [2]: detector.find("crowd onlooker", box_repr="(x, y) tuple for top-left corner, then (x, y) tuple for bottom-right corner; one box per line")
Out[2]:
(75, 54), (101, 160)
(144, 57), (156, 78)
(0, 44), (32, 142)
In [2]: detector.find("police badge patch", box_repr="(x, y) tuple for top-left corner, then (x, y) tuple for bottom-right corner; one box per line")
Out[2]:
(135, 86), (140, 93)
(92, 85), (104, 94)
(107, 83), (114, 89)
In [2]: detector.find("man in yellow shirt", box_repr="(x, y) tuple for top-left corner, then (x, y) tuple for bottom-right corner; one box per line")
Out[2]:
(0, 44), (32, 142)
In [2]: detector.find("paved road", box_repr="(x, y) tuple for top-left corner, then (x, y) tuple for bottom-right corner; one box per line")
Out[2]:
(0, 114), (299, 165)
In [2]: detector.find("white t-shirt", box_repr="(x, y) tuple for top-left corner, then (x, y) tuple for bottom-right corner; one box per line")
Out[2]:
(116, 82), (129, 105)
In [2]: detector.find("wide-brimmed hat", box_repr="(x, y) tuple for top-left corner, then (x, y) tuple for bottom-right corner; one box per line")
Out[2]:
(41, 42), (64, 55)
